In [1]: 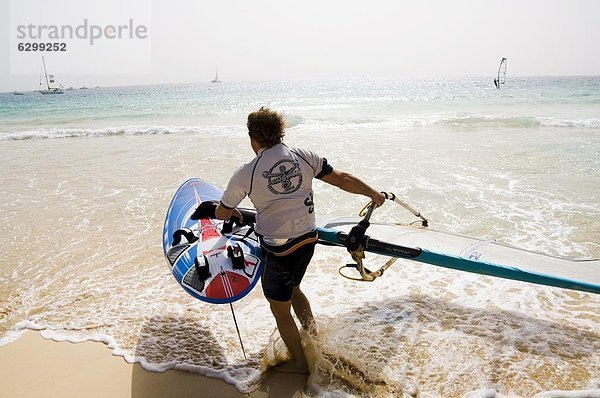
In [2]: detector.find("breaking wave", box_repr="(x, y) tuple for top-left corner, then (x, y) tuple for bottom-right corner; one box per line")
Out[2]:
(0, 125), (239, 141)
(439, 115), (600, 129)
(1, 114), (599, 141)
(295, 114), (600, 132)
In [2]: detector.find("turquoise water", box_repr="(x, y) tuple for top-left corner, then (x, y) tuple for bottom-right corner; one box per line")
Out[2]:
(1, 77), (599, 138)
(1, 77), (599, 397)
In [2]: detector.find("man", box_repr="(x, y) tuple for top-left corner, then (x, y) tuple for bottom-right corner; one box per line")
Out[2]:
(214, 107), (385, 374)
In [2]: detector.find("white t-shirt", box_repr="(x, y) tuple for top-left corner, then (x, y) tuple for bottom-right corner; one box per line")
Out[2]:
(220, 143), (331, 240)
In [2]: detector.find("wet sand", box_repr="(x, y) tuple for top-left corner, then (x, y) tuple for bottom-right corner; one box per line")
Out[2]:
(0, 331), (306, 398)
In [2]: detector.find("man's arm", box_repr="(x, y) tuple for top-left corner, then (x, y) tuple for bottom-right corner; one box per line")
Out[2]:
(320, 169), (385, 206)
(215, 204), (243, 221)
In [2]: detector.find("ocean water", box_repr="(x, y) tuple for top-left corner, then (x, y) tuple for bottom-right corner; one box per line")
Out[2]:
(0, 77), (599, 397)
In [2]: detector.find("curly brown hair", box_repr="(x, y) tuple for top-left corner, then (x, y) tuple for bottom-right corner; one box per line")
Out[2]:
(247, 107), (285, 148)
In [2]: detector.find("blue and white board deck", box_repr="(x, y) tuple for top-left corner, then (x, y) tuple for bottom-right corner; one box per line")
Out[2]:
(162, 178), (263, 304)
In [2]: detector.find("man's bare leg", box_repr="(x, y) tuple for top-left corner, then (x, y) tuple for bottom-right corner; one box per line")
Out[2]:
(291, 286), (316, 334)
(268, 298), (309, 373)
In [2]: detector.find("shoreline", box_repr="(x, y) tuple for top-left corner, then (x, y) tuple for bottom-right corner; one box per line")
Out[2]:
(0, 331), (305, 398)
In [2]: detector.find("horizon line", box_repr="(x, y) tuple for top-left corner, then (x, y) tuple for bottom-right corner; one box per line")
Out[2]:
(3, 74), (600, 93)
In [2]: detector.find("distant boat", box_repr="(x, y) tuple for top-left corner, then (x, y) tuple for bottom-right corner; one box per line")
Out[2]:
(494, 58), (507, 89)
(211, 67), (220, 83)
(13, 91), (24, 96)
(38, 56), (64, 95)
(79, 87), (88, 90)
(66, 87), (74, 91)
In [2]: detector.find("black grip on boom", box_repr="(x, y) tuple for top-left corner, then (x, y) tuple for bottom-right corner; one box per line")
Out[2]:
(238, 208), (257, 223)
(346, 220), (369, 252)
(190, 200), (218, 220)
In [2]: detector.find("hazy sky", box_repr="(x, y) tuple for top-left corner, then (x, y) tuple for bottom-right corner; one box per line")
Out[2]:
(1, 0), (599, 91)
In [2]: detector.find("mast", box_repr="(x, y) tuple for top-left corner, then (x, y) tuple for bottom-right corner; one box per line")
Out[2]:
(211, 66), (220, 83)
(42, 56), (50, 90)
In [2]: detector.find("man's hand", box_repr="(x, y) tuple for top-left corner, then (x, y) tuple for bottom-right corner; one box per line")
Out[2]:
(231, 208), (244, 224)
(371, 192), (386, 207)
(215, 203), (244, 222)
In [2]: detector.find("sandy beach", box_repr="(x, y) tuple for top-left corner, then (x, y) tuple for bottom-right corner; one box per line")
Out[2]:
(0, 331), (305, 398)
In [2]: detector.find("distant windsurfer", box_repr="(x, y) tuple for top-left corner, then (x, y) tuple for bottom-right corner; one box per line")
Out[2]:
(495, 58), (507, 89)
(206, 107), (384, 374)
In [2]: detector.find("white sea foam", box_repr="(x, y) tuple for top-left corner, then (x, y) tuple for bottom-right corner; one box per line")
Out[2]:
(537, 117), (600, 129)
(0, 124), (245, 141)
(533, 390), (600, 398)
(292, 113), (600, 134)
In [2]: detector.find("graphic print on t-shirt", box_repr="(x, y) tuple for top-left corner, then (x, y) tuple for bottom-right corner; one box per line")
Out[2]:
(262, 159), (303, 194)
(304, 192), (314, 214)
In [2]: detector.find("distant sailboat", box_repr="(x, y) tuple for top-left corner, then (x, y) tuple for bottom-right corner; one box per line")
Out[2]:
(211, 67), (220, 83)
(494, 58), (507, 89)
(39, 56), (64, 94)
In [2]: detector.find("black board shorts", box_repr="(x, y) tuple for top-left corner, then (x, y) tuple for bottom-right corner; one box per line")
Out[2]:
(261, 241), (316, 302)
